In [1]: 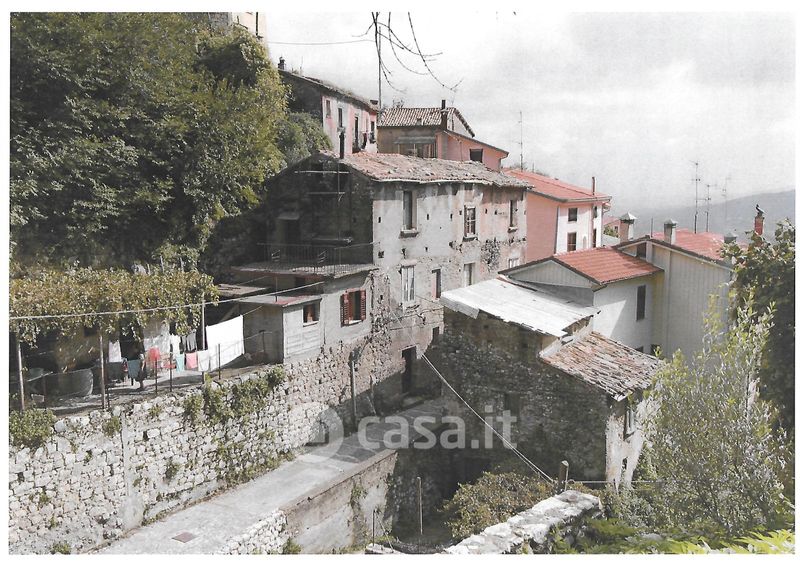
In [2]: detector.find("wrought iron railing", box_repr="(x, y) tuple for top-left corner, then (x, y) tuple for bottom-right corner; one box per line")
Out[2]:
(258, 242), (374, 276)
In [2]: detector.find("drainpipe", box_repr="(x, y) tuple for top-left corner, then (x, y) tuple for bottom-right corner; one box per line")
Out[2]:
(349, 352), (357, 428)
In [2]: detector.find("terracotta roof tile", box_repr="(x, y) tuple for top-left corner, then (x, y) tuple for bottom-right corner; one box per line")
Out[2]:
(378, 107), (475, 136)
(648, 229), (725, 261)
(541, 332), (660, 399)
(338, 152), (529, 188)
(553, 247), (661, 285)
(504, 169), (610, 202)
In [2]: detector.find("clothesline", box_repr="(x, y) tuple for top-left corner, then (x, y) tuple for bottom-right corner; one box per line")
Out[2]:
(9, 280), (325, 321)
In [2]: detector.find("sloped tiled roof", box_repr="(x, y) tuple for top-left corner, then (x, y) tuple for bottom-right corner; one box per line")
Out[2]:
(279, 69), (377, 110)
(646, 229), (725, 262)
(378, 107), (475, 137)
(338, 152), (529, 188)
(541, 332), (660, 400)
(505, 170), (610, 202)
(527, 247), (662, 285)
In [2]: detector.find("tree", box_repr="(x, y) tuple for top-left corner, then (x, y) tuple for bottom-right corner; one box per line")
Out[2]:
(10, 13), (289, 268)
(639, 296), (788, 536)
(723, 220), (795, 433)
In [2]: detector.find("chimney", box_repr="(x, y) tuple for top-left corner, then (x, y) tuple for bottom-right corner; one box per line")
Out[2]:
(663, 219), (678, 245)
(278, 56), (285, 71)
(591, 176), (596, 195)
(754, 206), (765, 236)
(440, 99), (447, 129)
(339, 131), (345, 159)
(619, 212), (637, 242)
(724, 231), (737, 244)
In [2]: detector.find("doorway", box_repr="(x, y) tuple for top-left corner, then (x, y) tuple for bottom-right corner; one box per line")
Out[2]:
(401, 347), (416, 394)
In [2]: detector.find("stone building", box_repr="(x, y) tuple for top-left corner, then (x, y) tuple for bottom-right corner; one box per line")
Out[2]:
(221, 150), (528, 397)
(377, 102), (509, 171)
(277, 61), (378, 157)
(205, 12), (268, 49)
(433, 276), (661, 484)
(504, 169), (611, 261)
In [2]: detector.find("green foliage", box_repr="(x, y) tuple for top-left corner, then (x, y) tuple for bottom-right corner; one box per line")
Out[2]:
(37, 489), (51, 507)
(442, 471), (554, 540)
(10, 13), (288, 267)
(202, 384), (233, 425)
(165, 459), (181, 481)
(641, 296), (787, 536)
(10, 267), (217, 344)
(723, 220), (794, 433)
(9, 409), (55, 449)
(182, 394), (203, 426)
(230, 367), (285, 420)
(282, 538), (302, 554)
(275, 111), (332, 167)
(103, 415), (122, 437)
(148, 404), (163, 419)
(50, 542), (71, 555)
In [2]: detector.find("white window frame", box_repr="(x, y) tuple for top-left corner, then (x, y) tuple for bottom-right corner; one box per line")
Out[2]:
(401, 265), (416, 306)
(464, 206), (477, 238)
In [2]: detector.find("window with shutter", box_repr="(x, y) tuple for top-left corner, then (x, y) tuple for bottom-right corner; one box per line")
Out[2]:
(340, 293), (351, 326)
(360, 289), (367, 321)
(342, 289), (366, 324)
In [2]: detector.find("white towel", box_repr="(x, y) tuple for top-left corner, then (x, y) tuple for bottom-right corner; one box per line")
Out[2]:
(107, 340), (122, 363)
(169, 334), (181, 355)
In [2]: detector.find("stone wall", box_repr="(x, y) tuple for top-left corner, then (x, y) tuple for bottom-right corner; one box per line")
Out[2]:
(217, 510), (288, 555)
(445, 490), (602, 554)
(8, 330), (405, 555)
(427, 310), (612, 480)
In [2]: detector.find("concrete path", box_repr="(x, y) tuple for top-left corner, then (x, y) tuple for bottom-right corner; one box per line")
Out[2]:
(97, 400), (444, 554)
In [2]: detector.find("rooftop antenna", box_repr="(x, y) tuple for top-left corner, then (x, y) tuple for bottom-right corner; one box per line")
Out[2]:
(721, 175), (731, 226)
(518, 111), (524, 170)
(704, 182), (714, 232)
(690, 160), (701, 233)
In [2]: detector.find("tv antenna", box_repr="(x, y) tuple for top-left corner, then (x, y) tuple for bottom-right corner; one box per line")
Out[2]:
(518, 111), (524, 170)
(690, 160), (702, 233)
(703, 182), (715, 232)
(720, 176), (731, 226)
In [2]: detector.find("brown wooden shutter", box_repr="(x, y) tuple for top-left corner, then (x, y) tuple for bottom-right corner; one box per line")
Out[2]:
(359, 289), (367, 321)
(341, 293), (350, 326)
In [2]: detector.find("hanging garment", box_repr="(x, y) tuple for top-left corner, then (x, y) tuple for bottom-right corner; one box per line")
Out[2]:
(169, 334), (181, 355)
(127, 359), (141, 381)
(196, 350), (213, 372)
(107, 340), (123, 363)
(185, 352), (198, 370)
(175, 354), (185, 372)
(185, 332), (197, 352)
(204, 316), (244, 368)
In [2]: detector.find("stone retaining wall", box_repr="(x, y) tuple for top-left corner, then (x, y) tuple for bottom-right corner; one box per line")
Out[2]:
(445, 490), (602, 554)
(8, 330), (403, 555)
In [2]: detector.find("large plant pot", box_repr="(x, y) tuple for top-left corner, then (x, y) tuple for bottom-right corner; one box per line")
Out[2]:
(44, 368), (95, 398)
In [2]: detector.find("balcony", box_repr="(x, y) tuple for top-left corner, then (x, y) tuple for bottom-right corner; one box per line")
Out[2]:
(249, 242), (375, 278)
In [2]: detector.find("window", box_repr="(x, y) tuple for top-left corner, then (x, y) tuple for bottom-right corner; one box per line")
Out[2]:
(508, 257), (520, 269)
(636, 285), (646, 321)
(402, 191), (416, 230)
(340, 289), (366, 325)
(337, 107), (343, 128)
(464, 206), (477, 237)
(567, 232), (577, 252)
(370, 120), (376, 142)
(593, 206), (599, 219)
(592, 228), (597, 248)
(401, 265), (416, 304)
(624, 398), (637, 436)
(325, 99), (331, 118)
(504, 392), (520, 417)
(432, 326), (440, 344)
(303, 303), (319, 324)
(463, 262), (475, 286)
(469, 148), (483, 162)
(432, 268), (442, 299)
(509, 199), (518, 228)
(568, 207), (578, 222)
(354, 116), (359, 139)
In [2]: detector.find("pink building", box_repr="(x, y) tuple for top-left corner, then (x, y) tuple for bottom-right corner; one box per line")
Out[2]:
(278, 61), (378, 157)
(377, 101), (508, 171)
(505, 170), (611, 262)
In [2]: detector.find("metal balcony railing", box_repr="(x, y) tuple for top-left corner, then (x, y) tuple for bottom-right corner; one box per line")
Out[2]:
(258, 242), (374, 276)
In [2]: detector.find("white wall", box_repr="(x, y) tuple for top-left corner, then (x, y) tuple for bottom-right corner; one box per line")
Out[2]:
(555, 203), (601, 253)
(593, 278), (655, 352)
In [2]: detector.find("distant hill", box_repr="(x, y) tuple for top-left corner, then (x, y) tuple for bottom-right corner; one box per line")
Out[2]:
(612, 189), (795, 240)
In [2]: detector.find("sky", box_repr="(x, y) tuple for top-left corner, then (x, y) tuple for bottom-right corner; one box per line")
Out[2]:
(264, 11), (795, 215)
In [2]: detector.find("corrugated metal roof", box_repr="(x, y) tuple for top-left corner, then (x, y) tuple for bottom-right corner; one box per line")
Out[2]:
(440, 277), (597, 337)
(339, 152), (529, 188)
(541, 332), (660, 399)
(504, 169), (610, 202)
(378, 107), (475, 137)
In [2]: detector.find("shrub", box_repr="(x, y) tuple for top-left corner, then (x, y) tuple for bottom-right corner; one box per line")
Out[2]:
(50, 542), (71, 554)
(9, 409), (56, 449)
(182, 394), (203, 425)
(102, 415), (122, 437)
(282, 538), (301, 554)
